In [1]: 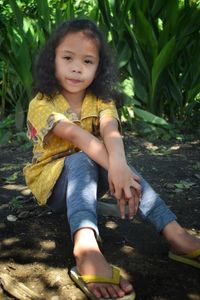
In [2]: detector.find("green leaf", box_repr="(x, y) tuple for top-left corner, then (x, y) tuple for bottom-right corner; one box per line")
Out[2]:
(134, 9), (158, 60)
(152, 36), (175, 95)
(6, 171), (20, 183)
(35, 0), (50, 32)
(134, 108), (169, 126)
(188, 82), (200, 101)
(15, 100), (24, 131)
(165, 0), (179, 31)
(151, 0), (164, 16)
(0, 131), (12, 145)
(125, 23), (150, 83)
(174, 181), (195, 189)
(168, 71), (183, 105)
(97, 0), (112, 27)
(117, 43), (131, 68)
(9, 0), (24, 34)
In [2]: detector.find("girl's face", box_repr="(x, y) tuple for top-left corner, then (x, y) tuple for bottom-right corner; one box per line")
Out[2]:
(55, 31), (100, 101)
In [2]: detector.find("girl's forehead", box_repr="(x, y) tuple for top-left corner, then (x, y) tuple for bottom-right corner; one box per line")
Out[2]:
(57, 31), (100, 53)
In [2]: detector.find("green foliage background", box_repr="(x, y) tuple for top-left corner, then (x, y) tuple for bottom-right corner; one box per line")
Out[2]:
(0, 0), (200, 143)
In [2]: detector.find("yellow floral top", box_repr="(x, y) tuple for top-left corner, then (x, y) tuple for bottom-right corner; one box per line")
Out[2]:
(24, 92), (119, 205)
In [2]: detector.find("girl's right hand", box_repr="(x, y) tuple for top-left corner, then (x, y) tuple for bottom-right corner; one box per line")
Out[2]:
(108, 160), (141, 219)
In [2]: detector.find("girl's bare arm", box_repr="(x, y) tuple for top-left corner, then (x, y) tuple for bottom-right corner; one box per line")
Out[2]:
(100, 116), (141, 219)
(52, 119), (109, 169)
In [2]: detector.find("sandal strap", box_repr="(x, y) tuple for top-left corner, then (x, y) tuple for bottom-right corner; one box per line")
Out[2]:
(80, 265), (121, 284)
(185, 249), (200, 258)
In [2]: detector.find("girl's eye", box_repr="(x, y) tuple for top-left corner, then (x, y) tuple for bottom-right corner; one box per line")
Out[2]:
(63, 56), (71, 60)
(85, 59), (93, 64)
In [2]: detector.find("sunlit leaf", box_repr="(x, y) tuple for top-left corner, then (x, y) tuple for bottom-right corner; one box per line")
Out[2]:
(134, 108), (169, 126)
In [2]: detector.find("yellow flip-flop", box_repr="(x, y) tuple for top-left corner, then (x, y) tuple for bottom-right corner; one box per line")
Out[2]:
(69, 265), (136, 300)
(169, 249), (200, 269)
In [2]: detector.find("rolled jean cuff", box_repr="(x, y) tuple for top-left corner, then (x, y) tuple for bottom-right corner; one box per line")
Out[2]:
(69, 210), (99, 240)
(145, 198), (177, 233)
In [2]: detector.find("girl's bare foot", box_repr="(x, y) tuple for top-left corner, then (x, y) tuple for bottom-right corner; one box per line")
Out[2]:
(73, 228), (134, 299)
(162, 221), (200, 254)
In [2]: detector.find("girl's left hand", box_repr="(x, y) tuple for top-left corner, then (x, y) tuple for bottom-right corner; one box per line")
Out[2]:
(108, 159), (141, 219)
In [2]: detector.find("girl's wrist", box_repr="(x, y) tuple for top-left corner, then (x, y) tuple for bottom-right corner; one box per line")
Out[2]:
(108, 152), (127, 164)
(108, 149), (126, 158)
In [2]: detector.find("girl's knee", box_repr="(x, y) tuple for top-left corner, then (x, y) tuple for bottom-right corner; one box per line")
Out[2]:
(65, 152), (97, 173)
(77, 152), (96, 166)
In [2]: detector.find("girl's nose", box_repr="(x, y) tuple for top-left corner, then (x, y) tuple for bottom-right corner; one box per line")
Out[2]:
(72, 69), (81, 73)
(71, 63), (82, 74)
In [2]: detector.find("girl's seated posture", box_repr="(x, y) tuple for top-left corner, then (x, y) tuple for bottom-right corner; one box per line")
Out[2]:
(24, 19), (200, 300)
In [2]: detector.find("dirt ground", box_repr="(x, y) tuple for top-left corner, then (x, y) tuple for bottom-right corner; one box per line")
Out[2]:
(0, 132), (200, 300)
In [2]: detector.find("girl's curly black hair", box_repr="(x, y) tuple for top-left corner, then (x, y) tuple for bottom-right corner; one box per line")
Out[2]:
(33, 18), (120, 103)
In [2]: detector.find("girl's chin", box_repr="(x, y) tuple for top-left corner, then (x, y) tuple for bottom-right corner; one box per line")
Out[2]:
(61, 89), (86, 99)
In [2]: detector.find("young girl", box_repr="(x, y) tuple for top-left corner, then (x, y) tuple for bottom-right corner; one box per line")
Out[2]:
(24, 19), (200, 300)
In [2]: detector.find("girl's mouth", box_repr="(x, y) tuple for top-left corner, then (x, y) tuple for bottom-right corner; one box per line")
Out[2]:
(68, 78), (82, 84)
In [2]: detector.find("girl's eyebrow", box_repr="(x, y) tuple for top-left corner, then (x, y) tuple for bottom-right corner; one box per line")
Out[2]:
(84, 54), (97, 59)
(61, 50), (97, 59)
(60, 50), (74, 54)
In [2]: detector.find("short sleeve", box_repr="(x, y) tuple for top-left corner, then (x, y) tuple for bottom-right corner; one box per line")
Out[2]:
(98, 100), (119, 121)
(27, 96), (66, 145)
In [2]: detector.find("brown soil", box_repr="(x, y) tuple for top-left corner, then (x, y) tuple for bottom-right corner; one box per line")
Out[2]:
(0, 133), (200, 300)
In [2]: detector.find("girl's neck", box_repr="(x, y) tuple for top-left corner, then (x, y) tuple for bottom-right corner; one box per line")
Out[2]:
(61, 90), (86, 107)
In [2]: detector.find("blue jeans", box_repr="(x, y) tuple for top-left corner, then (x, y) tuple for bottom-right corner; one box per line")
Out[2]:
(47, 152), (176, 239)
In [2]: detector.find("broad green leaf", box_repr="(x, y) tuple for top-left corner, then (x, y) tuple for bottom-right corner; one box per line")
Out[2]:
(125, 23), (150, 83)
(117, 43), (131, 68)
(36, 0), (50, 32)
(133, 78), (148, 104)
(165, 0), (179, 31)
(168, 71), (183, 105)
(152, 36), (175, 95)
(9, 0), (24, 35)
(134, 108), (168, 126)
(134, 9), (158, 60)
(12, 40), (32, 90)
(97, 0), (112, 27)
(121, 78), (134, 97)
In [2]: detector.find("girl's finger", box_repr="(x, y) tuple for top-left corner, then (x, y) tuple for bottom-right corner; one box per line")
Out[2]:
(132, 189), (140, 215)
(132, 174), (140, 182)
(123, 185), (133, 200)
(118, 197), (126, 219)
(113, 187), (123, 201)
(128, 196), (135, 219)
(131, 179), (141, 196)
(124, 187), (140, 218)
(109, 180), (115, 195)
(123, 180), (141, 200)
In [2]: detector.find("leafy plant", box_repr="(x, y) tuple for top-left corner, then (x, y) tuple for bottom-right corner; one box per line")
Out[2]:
(0, 114), (14, 145)
(97, 0), (200, 130)
(1, 0), (200, 136)
(9, 196), (22, 212)
(0, 0), (75, 129)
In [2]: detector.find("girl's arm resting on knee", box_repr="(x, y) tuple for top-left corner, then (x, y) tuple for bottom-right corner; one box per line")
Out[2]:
(52, 119), (109, 169)
(100, 116), (141, 219)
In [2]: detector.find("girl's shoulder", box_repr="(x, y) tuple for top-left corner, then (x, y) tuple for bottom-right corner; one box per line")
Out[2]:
(97, 97), (116, 110)
(85, 93), (114, 110)
(29, 93), (56, 109)
(30, 92), (51, 104)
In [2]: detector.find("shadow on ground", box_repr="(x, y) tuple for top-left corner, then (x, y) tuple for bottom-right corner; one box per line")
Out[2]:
(0, 133), (200, 300)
